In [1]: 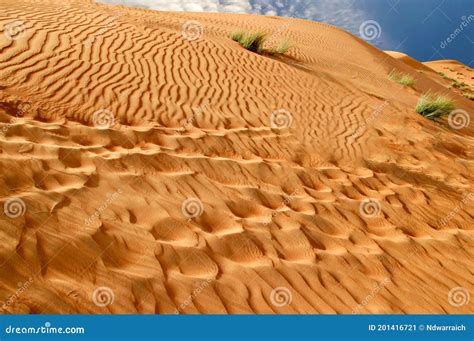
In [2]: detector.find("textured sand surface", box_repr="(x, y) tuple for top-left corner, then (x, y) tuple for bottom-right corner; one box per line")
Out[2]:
(424, 59), (474, 100)
(0, 0), (473, 314)
(388, 51), (474, 101)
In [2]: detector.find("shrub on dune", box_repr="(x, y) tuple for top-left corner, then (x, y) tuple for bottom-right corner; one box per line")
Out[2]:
(388, 70), (416, 87)
(415, 92), (455, 120)
(241, 31), (267, 53)
(230, 30), (291, 55)
(230, 30), (267, 53)
(398, 74), (416, 86)
(229, 30), (245, 42)
(268, 39), (291, 55)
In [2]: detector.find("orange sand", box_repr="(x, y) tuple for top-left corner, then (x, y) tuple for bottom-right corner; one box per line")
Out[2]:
(0, 0), (473, 314)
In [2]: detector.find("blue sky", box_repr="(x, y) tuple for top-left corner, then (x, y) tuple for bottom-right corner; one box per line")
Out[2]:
(98, 0), (474, 65)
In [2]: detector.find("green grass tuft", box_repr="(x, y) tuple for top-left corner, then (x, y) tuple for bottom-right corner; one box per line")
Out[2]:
(398, 74), (416, 86)
(230, 29), (290, 55)
(231, 31), (267, 53)
(415, 92), (455, 120)
(274, 39), (291, 54)
(388, 70), (416, 87)
(229, 30), (245, 43)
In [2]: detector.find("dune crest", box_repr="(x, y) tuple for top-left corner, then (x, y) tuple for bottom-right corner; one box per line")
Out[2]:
(0, 0), (473, 314)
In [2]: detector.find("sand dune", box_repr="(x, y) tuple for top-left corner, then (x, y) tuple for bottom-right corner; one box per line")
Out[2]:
(0, 0), (473, 314)
(388, 51), (474, 101)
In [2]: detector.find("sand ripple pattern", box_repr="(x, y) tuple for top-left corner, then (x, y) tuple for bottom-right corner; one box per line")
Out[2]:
(0, 0), (473, 314)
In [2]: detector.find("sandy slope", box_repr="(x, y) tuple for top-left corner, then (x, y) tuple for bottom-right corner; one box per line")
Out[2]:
(424, 60), (474, 100)
(424, 60), (474, 88)
(387, 51), (474, 101)
(0, 0), (473, 314)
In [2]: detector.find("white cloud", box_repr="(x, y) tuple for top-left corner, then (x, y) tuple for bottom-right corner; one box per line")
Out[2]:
(97, 0), (251, 13)
(96, 0), (376, 44)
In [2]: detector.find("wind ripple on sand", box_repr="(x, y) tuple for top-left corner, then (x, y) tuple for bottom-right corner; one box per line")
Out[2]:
(0, 0), (473, 314)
